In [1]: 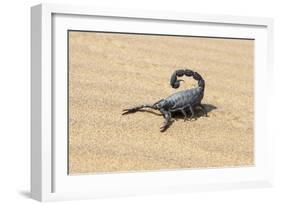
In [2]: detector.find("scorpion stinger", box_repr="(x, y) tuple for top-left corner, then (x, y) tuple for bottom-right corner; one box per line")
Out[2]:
(122, 69), (208, 132)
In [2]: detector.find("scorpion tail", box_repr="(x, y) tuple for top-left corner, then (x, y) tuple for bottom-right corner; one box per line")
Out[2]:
(170, 69), (205, 90)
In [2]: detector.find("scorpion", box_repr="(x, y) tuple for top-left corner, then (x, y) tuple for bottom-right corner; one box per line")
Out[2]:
(122, 69), (208, 132)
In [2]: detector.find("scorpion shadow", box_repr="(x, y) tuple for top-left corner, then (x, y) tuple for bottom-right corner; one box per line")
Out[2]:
(173, 104), (217, 120)
(161, 104), (217, 132)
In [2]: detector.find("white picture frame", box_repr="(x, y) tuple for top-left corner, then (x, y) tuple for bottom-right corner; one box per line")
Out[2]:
(31, 3), (274, 202)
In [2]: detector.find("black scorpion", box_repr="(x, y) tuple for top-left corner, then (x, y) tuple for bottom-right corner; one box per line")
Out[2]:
(122, 69), (208, 131)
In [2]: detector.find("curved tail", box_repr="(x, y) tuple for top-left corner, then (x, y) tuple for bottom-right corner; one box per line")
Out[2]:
(170, 69), (205, 90)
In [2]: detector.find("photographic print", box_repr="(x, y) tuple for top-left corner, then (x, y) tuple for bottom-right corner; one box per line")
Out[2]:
(68, 31), (254, 174)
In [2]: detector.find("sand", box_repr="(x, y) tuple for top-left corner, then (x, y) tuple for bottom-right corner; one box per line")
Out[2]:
(68, 31), (254, 174)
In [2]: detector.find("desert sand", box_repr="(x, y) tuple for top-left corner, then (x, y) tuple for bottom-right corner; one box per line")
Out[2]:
(68, 31), (254, 174)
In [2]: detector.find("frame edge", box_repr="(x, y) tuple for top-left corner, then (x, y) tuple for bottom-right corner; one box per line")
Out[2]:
(31, 4), (43, 201)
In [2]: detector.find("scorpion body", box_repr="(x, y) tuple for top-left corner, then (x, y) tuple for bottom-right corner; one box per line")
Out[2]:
(122, 69), (207, 131)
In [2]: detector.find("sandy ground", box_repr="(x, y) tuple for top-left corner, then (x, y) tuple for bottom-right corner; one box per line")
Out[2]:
(68, 31), (254, 174)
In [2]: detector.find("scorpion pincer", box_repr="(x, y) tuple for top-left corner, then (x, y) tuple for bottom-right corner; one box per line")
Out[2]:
(122, 69), (208, 132)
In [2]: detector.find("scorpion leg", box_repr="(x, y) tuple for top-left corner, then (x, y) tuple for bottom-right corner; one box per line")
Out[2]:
(159, 109), (171, 132)
(122, 104), (156, 115)
(189, 105), (197, 121)
(180, 109), (188, 121)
